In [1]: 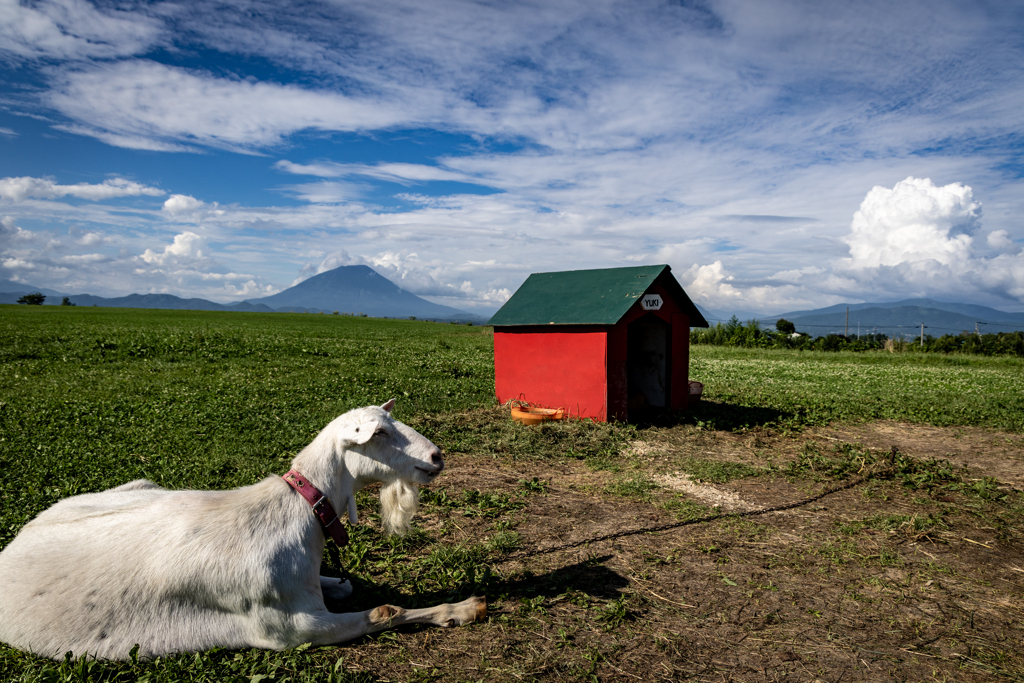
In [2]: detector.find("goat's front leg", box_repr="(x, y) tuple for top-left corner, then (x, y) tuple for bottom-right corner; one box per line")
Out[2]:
(294, 596), (487, 646)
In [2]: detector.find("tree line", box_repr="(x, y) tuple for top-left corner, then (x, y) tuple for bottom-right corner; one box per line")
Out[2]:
(691, 316), (1024, 357)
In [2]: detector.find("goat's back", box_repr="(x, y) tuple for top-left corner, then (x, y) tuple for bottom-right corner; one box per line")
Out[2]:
(0, 477), (319, 660)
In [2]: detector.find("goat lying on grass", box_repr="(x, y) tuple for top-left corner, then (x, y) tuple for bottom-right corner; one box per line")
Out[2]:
(0, 400), (485, 660)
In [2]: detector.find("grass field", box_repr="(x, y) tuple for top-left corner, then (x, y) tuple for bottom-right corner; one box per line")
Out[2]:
(1, 306), (1022, 682)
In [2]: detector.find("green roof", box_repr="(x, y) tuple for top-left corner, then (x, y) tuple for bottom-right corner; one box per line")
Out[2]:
(488, 264), (709, 327)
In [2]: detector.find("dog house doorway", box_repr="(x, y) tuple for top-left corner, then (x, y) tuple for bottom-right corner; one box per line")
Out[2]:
(627, 314), (671, 418)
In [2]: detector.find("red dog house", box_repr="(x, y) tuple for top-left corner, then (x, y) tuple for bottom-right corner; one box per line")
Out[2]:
(489, 264), (709, 422)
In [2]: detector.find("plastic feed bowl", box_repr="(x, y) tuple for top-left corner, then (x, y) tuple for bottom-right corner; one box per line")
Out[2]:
(510, 406), (565, 425)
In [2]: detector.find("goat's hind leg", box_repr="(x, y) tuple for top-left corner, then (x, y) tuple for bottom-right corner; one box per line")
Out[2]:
(297, 597), (487, 646)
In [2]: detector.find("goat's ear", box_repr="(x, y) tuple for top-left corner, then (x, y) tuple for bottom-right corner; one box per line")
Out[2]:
(381, 398), (396, 413)
(336, 420), (378, 446)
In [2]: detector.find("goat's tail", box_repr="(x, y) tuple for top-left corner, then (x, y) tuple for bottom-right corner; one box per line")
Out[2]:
(379, 480), (419, 536)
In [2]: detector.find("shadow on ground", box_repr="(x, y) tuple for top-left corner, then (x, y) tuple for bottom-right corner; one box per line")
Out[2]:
(326, 555), (627, 615)
(632, 400), (787, 431)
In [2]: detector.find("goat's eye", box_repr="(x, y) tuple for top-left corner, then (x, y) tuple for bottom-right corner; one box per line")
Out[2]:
(374, 427), (387, 436)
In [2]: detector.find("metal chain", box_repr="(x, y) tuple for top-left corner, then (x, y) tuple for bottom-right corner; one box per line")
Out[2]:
(496, 460), (895, 564)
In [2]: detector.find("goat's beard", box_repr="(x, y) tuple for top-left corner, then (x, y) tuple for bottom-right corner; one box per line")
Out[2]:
(379, 480), (419, 536)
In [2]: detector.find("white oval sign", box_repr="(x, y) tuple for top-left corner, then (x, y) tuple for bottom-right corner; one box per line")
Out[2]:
(640, 294), (663, 311)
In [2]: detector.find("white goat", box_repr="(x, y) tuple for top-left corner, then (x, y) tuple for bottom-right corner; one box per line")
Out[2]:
(0, 400), (485, 660)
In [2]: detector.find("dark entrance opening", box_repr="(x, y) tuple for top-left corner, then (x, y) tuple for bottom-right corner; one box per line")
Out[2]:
(627, 314), (671, 419)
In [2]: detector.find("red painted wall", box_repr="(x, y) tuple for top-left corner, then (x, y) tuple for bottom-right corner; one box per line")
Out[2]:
(608, 281), (692, 420)
(493, 327), (610, 421)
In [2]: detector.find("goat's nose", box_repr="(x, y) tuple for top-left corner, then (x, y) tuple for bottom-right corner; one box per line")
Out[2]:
(430, 449), (444, 468)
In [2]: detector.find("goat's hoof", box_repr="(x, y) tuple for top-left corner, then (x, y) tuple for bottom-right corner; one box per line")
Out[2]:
(468, 596), (487, 622)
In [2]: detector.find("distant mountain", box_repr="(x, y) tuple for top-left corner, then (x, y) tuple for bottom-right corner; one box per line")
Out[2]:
(1, 268), (483, 322)
(0, 280), (68, 303)
(770, 298), (1024, 324)
(697, 305), (766, 324)
(242, 265), (482, 321)
(63, 292), (276, 313)
(764, 299), (1024, 338)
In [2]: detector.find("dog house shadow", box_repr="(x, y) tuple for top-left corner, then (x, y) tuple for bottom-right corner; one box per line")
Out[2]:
(629, 399), (790, 431)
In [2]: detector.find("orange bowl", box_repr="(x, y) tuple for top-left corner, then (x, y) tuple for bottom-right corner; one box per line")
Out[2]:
(511, 406), (565, 425)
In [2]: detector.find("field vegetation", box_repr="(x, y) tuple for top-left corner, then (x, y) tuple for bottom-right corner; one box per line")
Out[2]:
(1, 306), (1022, 682)
(692, 316), (1024, 357)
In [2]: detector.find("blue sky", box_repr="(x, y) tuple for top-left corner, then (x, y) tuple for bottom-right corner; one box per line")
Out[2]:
(1, 0), (1023, 315)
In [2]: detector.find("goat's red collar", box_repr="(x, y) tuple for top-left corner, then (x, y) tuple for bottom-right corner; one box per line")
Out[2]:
(282, 470), (349, 548)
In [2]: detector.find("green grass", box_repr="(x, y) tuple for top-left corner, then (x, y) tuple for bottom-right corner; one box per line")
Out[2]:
(689, 345), (1024, 432)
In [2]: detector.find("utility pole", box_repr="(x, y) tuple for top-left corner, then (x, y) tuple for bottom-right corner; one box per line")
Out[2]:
(845, 307), (849, 337)
(975, 321), (987, 337)
(920, 323), (927, 349)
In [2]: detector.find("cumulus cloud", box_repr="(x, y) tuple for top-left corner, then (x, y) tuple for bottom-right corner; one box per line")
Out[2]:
(987, 230), (1016, 252)
(834, 177), (1024, 305)
(161, 194), (226, 221)
(224, 280), (279, 297)
(139, 231), (208, 267)
(844, 177), (982, 269)
(0, 176), (164, 202)
(0, 215), (34, 244)
(162, 194), (205, 215)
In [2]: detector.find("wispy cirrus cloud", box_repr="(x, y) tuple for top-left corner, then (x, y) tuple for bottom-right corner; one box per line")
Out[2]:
(0, 176), (164, 202)
(275, 160), (485, 186)
(44, 60), (440, 153)
(0, 0), (163, 60)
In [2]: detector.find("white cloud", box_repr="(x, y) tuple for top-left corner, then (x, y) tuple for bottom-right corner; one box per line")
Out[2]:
(987, 230), (1015, 252)
(139, 231), (208, 266)
(832, 177), (1024, 306)
(0, 0), (162, 60)
(0, 176), (164, 202)
(275, 160), (484, 186)
(46, 61), (427, 152)
(0, 215), (34, 244)
(281, 182), (370, 204)
(162, 194), (205, 216)
(76, 231), (107, 246)
(843, 177), (982, 269)
(224, 279), (279, 297)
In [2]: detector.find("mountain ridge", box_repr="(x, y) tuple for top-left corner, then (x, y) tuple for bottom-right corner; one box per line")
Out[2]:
(0, 267), (483, 321)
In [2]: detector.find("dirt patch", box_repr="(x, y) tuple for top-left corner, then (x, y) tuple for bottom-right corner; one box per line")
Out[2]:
(824, 421), (1024, 490)
(331, 419), (1024, 682)
(653, 472), (757, 511)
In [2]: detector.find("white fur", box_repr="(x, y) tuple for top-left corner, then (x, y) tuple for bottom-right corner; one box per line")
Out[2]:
(0, 401), (486, 660)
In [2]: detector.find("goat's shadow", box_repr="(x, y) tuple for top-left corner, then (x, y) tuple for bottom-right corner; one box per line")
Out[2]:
(324, 554), (626, 617)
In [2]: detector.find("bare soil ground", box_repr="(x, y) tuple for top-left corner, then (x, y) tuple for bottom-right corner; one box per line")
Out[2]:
(332, 418), (1024, 682)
